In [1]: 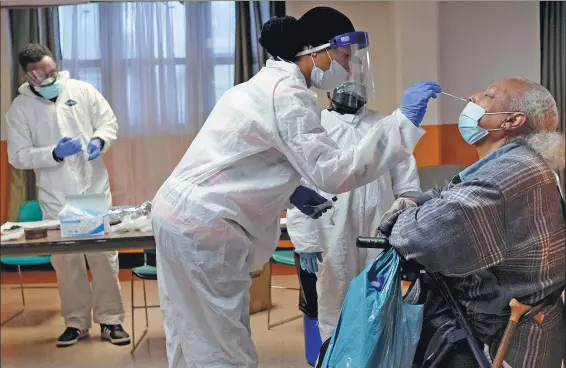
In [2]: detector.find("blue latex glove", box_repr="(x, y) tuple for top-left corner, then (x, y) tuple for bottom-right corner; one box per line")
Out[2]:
(300, 252), (323, 274)
(87, 138), (102, 161)
(289, 185), (329, 219)
(401, 81), (442, 126)
(53, 137), (82, 159)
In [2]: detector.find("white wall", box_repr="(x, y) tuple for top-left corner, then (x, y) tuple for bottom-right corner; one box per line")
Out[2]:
(391, 1), (441, 124)
(1, 8), (11, 139)
(286, 1), (541, 125)
(439, 1), (540, 123)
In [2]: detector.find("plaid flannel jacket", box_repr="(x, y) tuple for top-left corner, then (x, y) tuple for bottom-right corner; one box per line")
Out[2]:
(390, 142), (565, 367)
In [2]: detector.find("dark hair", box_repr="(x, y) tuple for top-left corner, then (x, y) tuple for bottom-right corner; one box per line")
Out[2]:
(18, 43), (53, 72)
(259, 7), (355, 61)
(259, 16), (302, 61)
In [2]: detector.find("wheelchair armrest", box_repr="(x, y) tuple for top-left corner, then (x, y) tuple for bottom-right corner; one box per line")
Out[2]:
(356, 234), (391, 250)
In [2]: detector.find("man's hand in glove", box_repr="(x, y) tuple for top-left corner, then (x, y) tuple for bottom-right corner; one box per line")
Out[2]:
(378, 197), (418, 237)
(399, 191), (435, 206)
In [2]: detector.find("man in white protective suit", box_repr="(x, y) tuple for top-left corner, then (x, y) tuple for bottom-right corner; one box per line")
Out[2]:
(6, 43), (130, 347)
(287, 80), (422, 343)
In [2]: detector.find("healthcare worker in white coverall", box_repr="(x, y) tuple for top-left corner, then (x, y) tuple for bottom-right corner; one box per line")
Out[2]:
(287, 80), (422, 343)
(151, 8), (441, 367)
(6, 43), (130, 347)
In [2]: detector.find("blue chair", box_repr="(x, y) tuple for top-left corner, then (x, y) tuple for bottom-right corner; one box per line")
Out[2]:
(1, 200), (53, 326)
(130, 248), (160, 354)
(268, 248), (302, 329)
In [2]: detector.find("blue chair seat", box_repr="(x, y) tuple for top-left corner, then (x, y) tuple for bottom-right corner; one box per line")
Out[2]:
(17, 200), (43, 223)
(132, 265), (157, 280)
(1, 200), (50, 268)
(272, 249), (295, 266)
(1, 256), (51, 267)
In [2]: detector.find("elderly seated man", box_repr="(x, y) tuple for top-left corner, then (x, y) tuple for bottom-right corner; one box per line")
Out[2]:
(380, 78), (565, 368)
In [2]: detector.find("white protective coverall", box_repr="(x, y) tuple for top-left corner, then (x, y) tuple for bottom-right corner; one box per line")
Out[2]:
(287, 109), (421, 342)
(151, 59), (426, 368)
(6, 71), (124, 330)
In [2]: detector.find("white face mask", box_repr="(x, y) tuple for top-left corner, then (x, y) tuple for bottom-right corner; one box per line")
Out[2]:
(310, 51), (349, 90)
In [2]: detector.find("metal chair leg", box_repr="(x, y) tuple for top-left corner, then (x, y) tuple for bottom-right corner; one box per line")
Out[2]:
(130, 276), (136, 353)
(142, 280), (149, 330)
(268, 313), (303, 329)
(1, 266), (26, 326)
(18, 266), (26, 307)
(0, 308), (24, 326)
(267, 261), (272, 330)
(130, 276), (151, 354)
(267, 262), (303, 330)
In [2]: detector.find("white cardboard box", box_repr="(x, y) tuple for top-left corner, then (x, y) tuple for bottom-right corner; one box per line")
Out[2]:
(60, 194), (110, 238)
(60, 216), (110, 238)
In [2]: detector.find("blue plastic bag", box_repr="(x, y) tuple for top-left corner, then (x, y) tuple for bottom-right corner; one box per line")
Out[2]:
(321, 248), (423, 368)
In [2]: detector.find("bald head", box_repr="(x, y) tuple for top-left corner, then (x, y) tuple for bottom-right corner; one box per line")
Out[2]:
(469, 78), (563, 169)
(470, 78), (558, 137)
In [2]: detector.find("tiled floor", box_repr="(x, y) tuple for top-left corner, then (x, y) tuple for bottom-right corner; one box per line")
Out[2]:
(0, 275), (311, 368)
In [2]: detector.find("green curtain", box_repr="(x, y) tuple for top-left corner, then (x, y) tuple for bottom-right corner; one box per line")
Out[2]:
(234, 1), (285, 85)
(7, 7), (61, 220)
(540, 1), (566, 194)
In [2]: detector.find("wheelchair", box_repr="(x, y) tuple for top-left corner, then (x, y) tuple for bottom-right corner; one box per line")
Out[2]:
(316, 232), (564, 368)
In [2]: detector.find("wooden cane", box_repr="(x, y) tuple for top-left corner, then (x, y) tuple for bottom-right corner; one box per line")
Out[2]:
(492, 298), (532, 368)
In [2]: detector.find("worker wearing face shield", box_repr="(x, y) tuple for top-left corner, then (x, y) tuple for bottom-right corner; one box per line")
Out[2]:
(287, 77), (422, 343)
(151, 7), (440, 367)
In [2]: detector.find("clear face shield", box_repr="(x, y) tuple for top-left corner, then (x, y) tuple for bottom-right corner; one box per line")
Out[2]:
(331, 31), (374, 96)
(296, 31), (375, 98)
(327, 32), (374, 116)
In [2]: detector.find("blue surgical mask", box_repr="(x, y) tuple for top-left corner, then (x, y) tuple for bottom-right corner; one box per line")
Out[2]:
(458, 102), (515, 145)
(38, 78), (62, 99)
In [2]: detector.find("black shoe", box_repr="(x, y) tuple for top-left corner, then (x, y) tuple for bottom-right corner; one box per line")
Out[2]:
(100, 324), (131, 345)
(56, 327), (89, 347)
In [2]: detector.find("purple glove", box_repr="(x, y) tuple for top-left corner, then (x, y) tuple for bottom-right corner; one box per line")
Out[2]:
(53, 137), (82, 160)
(290, 185), (329, 219)
(401, 81), (442, 126)
(87, 138), (102, 161)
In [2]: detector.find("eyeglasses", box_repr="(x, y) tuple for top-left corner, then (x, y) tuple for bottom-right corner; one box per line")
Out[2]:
(39, 69), (60, 87)
(27, 68), (59, 87)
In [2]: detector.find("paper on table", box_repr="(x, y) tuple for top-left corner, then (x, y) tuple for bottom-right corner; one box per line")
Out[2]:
(1, 227), (25, 242)
(111, 215), (152, 233)
(1, 219), (60, 232)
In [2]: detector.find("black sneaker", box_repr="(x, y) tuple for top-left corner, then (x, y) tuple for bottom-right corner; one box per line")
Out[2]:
(56, 327), (89, 347)
(100, 324), (131, 345)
